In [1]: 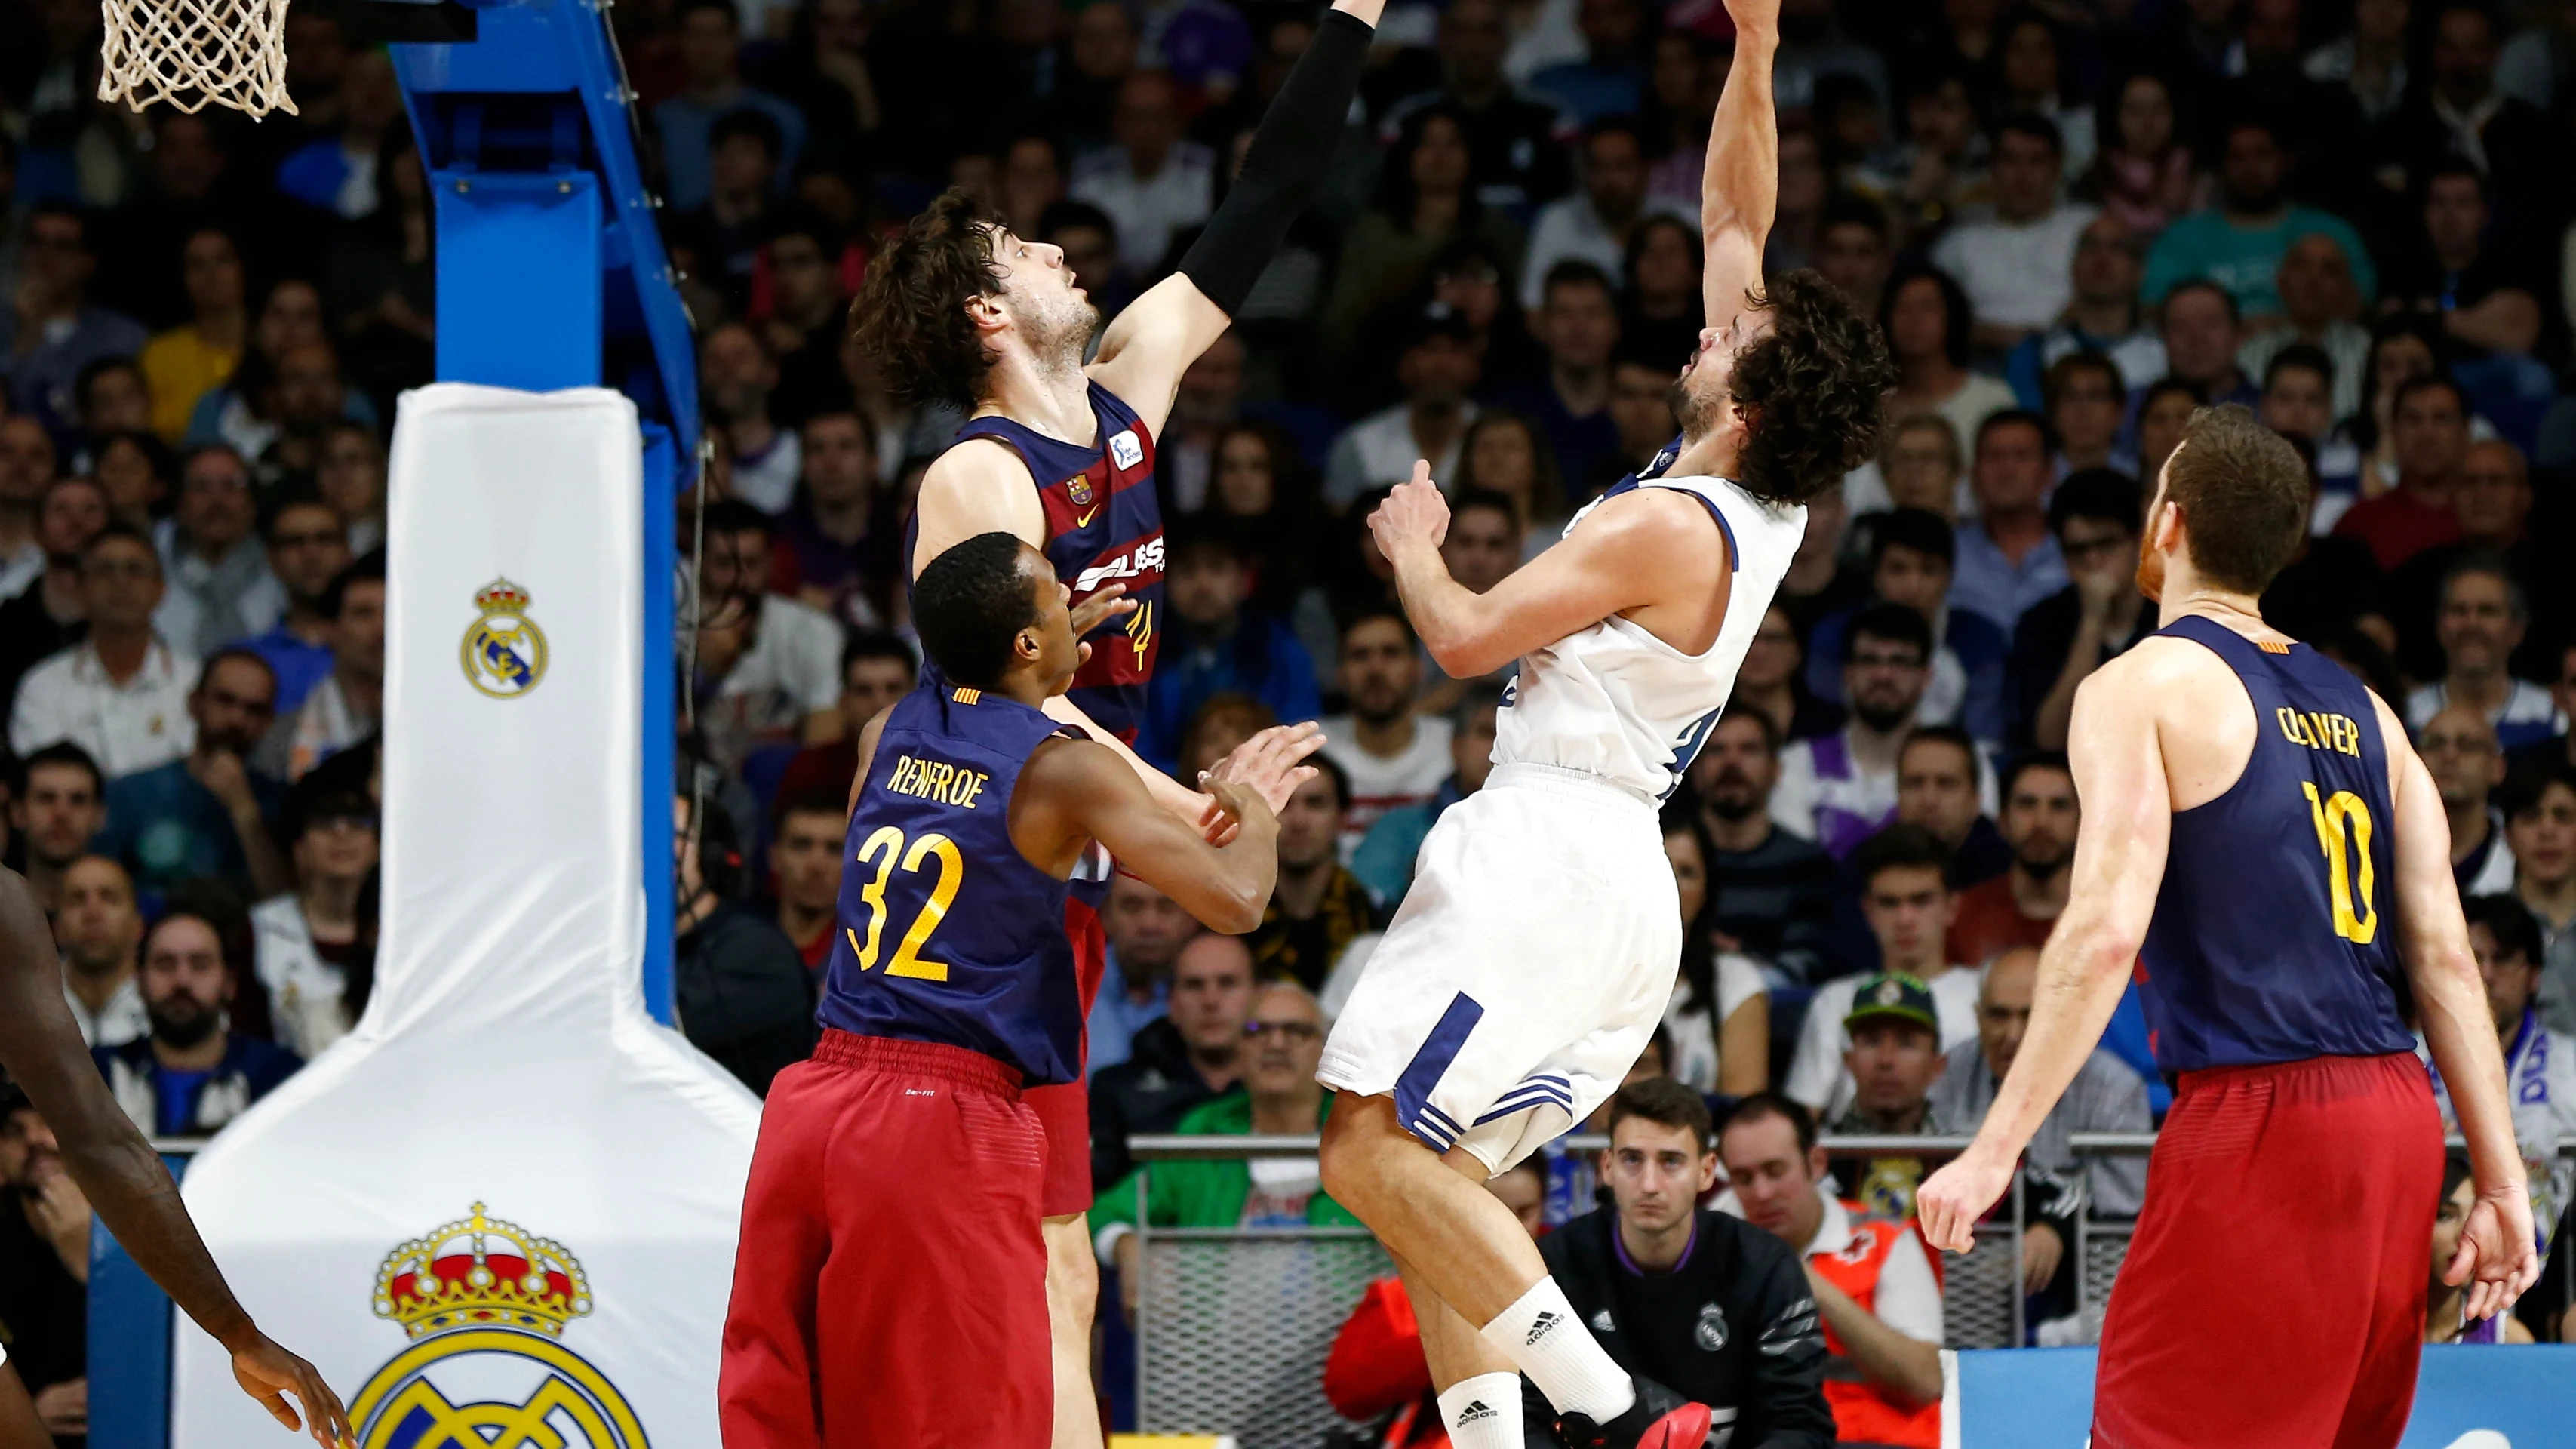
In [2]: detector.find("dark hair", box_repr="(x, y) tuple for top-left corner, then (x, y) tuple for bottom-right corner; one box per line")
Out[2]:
(1035, 198), (1117, 245)
(847, 188), (1009, 411)
(1818, 191), (1889, 243)
(2048, 467), (2141, 537)
(2041, 351), (2123, 413)
(2138, 375), (2207, 420)
(1606, 1076), (1715, 1152)
(772, 786), (848, 835)
(1582, 113), (1649, 156)
(17, 741), (103, 798)
(701, 497), (774, 540)
(198, 645), (278, 700)
(2001, 748), (2073, 801)
(1852, 820), (1955, 890)
(1717, 704), (1779, 757)
(674, 0), (739, 28)
(1843, 599), (1932, 665)
(72, 356), (142, 417)
(92, 429), (177, 495)
(2393, 373), (2470, 422)
(2440, 552), (2525, 622)
(2262, 342), (2335, 395)
(913, 532), (1042, 688)
(2499, 761), (2576, 823)
(1879, 264), (1973, 371)
(1449, 485), (1521, 531)
(709, 107), (785, 163)
(840, 631), (918, 679)
(2440, 1154), (2473, 1207)
(180, 440), (249, 481)
(2161, 277), (2241, 327)
(323, 549), (388, 620)
(1734, 269), (1899, 504)
(1621, 214), (1701, 302)
(2421, 154), (2488, 206)
(1901, 723), (1978, 777)
(1339, 607), (1419, 649)
(1869, 506), (1955, 570)
(1453, 411), (1566, 523)
(1379, 104), (1481, 226)
(1305, 750), (1352, 812)
(1977, 408), (2052, 456)
(1540, 259), (1617, 309)
(26, 200), (91, 251)
(765, 204), (846, 261)
(1720, 1090), (1818, 1155)
(2462, 894), (2544, 968)
(284, 785), (377, 844)
(1997, 111), (2064, 157)
(81, 521), (161, 571)
(2162, 404), (2307, 593)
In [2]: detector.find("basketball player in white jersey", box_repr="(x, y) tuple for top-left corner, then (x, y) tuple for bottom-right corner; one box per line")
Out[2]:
(1313, 4), (1895, 1445)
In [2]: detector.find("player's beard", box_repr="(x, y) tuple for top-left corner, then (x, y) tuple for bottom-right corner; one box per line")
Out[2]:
(1670, 373), (1718, 443)
(1026, 293), (1102, 368)
(2134, 534), (2166, 602)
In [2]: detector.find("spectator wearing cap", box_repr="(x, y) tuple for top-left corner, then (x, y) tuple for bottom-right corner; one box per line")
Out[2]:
(1323, 304), (1483, 510)
(774, 632), (918, 806)
(2239, 235), (2372, 425)
(251, 786), (380, 1057)
(2333, 375), (2470, 572)
(1772, 605), (1935, 859)
(1320, 611), (1452, 857)
(767, 409), (894, 634)
(10, 526), (200, 780)
(1487, 261), (1625, 490)
(2003, 215), (2167, 411)
(1786, 828), (1984, 1122)
(2405, 558), (2565, 752)
(1518, 120), (1689, 311)
(1929, 946), (2150, 1308)
(156, 442), (285, 659)
(2432, 895), (2576, 1240)
(1892, 725), (2009, 889)
(1136, 526), (1320, 775)
(1088, 927), (1250, 1190)
(765, 789), (847, 974)
(1085, 874), (1199, 1078)
(235, 498), (352, 715)
(1946, 753), (2079, 971)
(1379, 0), (1578, 214)
(2140, 117), (2376, 325)
(651, 0), (806, 212)
(0, 202), (148, 439)
(2422, 706), (2519, 897)
(252, 551), (383, 782)
(1807, 508), (2006, 743)
(97, 647), (288, 898)
(1826, 970), (1963, 1223)
(2506, 765), (2576, 1038)
(2006, 469), (2150, 752)
(53, 855), (148, 1051)
(0, 475), (109, 712)
(1247, 758), (1388, 993)
(1949, 411), (2067, 638)
(97, 909), (303, 1137)
(1689, 710), (1838, 988)
(1354, 692), (1499, 910)
(1070, 71), (1216, 280)
(1930, 115), (2098, 355)
(1716, 1094), (1944, 1447)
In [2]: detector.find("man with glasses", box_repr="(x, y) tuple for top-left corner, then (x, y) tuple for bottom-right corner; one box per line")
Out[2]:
(9, 525), (198, 780)
(2006, 469), (2148, 752)
(234, 499), (349, 714)
(2421, 706), (2518, 897)
(98, 648), (288, 897)
(1772, 604), (1935, 858)
(0, 203), (146, 439)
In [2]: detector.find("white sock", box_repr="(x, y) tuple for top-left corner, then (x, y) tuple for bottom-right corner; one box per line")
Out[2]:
(1437, 1372), (1524, 1449)
(1477, 1278), (1635, 1423)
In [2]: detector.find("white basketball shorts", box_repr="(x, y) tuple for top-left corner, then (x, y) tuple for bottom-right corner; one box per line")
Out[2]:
(1317, 764), (1682, 1174)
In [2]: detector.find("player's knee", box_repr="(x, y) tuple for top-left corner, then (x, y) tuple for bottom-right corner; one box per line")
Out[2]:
(1317, 1094), (1391, 1207)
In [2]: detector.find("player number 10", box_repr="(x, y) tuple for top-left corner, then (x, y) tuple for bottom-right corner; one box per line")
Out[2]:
(2299, 781), (2378, 945)
(844, 826), (964, 980)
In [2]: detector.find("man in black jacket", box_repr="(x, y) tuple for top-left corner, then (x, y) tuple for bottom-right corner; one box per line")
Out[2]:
(1523, 1078), (1834, 1448)
(1088, 931), (1253, 1191)
(672, 791), (816, 1095)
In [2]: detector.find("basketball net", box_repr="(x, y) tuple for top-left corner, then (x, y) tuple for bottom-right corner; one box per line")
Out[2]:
(98, 0), (297, 117)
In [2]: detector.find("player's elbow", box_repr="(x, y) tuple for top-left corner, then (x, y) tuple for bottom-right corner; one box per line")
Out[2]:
(1425, 628), (1511, 681)
(1200, 875), (1270, 936)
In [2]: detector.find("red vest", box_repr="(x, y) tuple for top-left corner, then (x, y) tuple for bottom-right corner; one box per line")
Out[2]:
(1810, 1205), (1941, 1449)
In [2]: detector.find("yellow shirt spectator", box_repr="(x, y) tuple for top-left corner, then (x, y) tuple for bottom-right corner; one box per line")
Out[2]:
(140, 326), (241, 441)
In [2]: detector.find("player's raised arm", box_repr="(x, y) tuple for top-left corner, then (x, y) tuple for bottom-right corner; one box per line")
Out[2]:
(1369, 462), (1719, 680)
(0, 869), (351, 1447)
(1917, 654), (2173, 1252)
(1698, 0), (1780, 331)
(1089, 0), (1386, 426)
(2373, 692), (2538, 1317)
(1021, 737), (1283, 934)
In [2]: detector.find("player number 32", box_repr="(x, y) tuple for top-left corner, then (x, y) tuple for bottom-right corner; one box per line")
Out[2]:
(2299, 781), (2378, 944)
(843, 826), (964, 980)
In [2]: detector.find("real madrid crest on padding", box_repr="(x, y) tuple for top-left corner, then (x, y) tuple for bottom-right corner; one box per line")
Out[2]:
(353, 1203), (648, 1447)
(463, 578), (549, 699)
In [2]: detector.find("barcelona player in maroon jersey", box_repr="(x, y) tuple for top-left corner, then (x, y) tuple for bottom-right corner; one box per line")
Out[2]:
(847, 1), (1382, 1438)
(720, 534), (1299, 1447)
(1917, 407), (2538, 1449)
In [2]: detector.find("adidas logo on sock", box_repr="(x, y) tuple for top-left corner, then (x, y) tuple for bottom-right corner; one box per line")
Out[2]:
(1526, 1309), (1563, 1345)
(1456, 1400), (1497, 1423)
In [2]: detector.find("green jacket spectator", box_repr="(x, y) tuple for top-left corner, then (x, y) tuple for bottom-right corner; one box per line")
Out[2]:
(1090, 1090), (1359, 1234)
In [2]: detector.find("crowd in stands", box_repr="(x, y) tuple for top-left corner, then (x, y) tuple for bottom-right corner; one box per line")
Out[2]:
(7, 0), (2576, 1439)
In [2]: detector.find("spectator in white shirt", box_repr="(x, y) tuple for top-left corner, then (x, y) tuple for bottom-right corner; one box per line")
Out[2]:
(699, 321), (801, 515)
(252, 552), (383, 782)
(2421, 706), (2520, 898)
(156, 442), (286, 657)
(1784, 824), (1984, 1120)
(1320, 611), (1453, 858)
(10, 525), (200, 780)
(1323, 304), (1483, 509)
(0, 415), (54, 600)
(1930, 115), (2099, 353)
(1772, 604), (1932, 858)
(54, 854), (149, 1049)
(1518, 116), (1688, 309)
(690, 500), (844, 774)
(2405, 558), (2567, 753)
(2239, 234), (2372, 426)
(252, 785), (380, 1059)
(10, 743), (106, 914)
(1070, 71), (1216, 279)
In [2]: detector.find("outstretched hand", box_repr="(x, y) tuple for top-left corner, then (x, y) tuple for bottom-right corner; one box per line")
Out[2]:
(1367, 460), (1449, 557)
(1196, 721), (1322, 844)
(2445, 1185), (2541, 1324)
(230, 1332), (352, 1448)
(1070, 583), (1136, 638)
(1914, 1149), (2014, 1255)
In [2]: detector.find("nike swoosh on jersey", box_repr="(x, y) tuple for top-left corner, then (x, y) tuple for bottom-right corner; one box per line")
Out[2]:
(1075, 507), (1099, 527)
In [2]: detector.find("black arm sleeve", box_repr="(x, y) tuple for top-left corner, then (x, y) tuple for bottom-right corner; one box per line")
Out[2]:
(1176, 7), (1372, 315)
(1741, 1239), (1836, 1449)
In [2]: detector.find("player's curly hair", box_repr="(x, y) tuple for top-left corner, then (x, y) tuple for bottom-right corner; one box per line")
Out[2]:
(847, 188), (1007, 412)
(1729, 269), (1899, 506)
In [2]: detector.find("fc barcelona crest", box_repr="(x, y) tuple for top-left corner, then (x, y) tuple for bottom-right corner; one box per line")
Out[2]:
(352, 1203), (648, 1448)
(1067, 475), (1095, 507)
(461, 578), (549, 700)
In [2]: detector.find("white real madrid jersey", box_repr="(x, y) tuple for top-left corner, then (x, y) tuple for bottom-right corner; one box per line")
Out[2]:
(1493, 472), (1806, 801)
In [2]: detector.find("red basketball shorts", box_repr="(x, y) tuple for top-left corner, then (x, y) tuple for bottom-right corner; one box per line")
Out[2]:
(2092, 1051), (2442, 1449)
(721, 1031), (1050, 1449)
(1025, 1079), (1093, 1217)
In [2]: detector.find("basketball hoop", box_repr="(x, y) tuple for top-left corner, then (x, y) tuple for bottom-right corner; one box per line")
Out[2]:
(99, 0), (297, 118)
